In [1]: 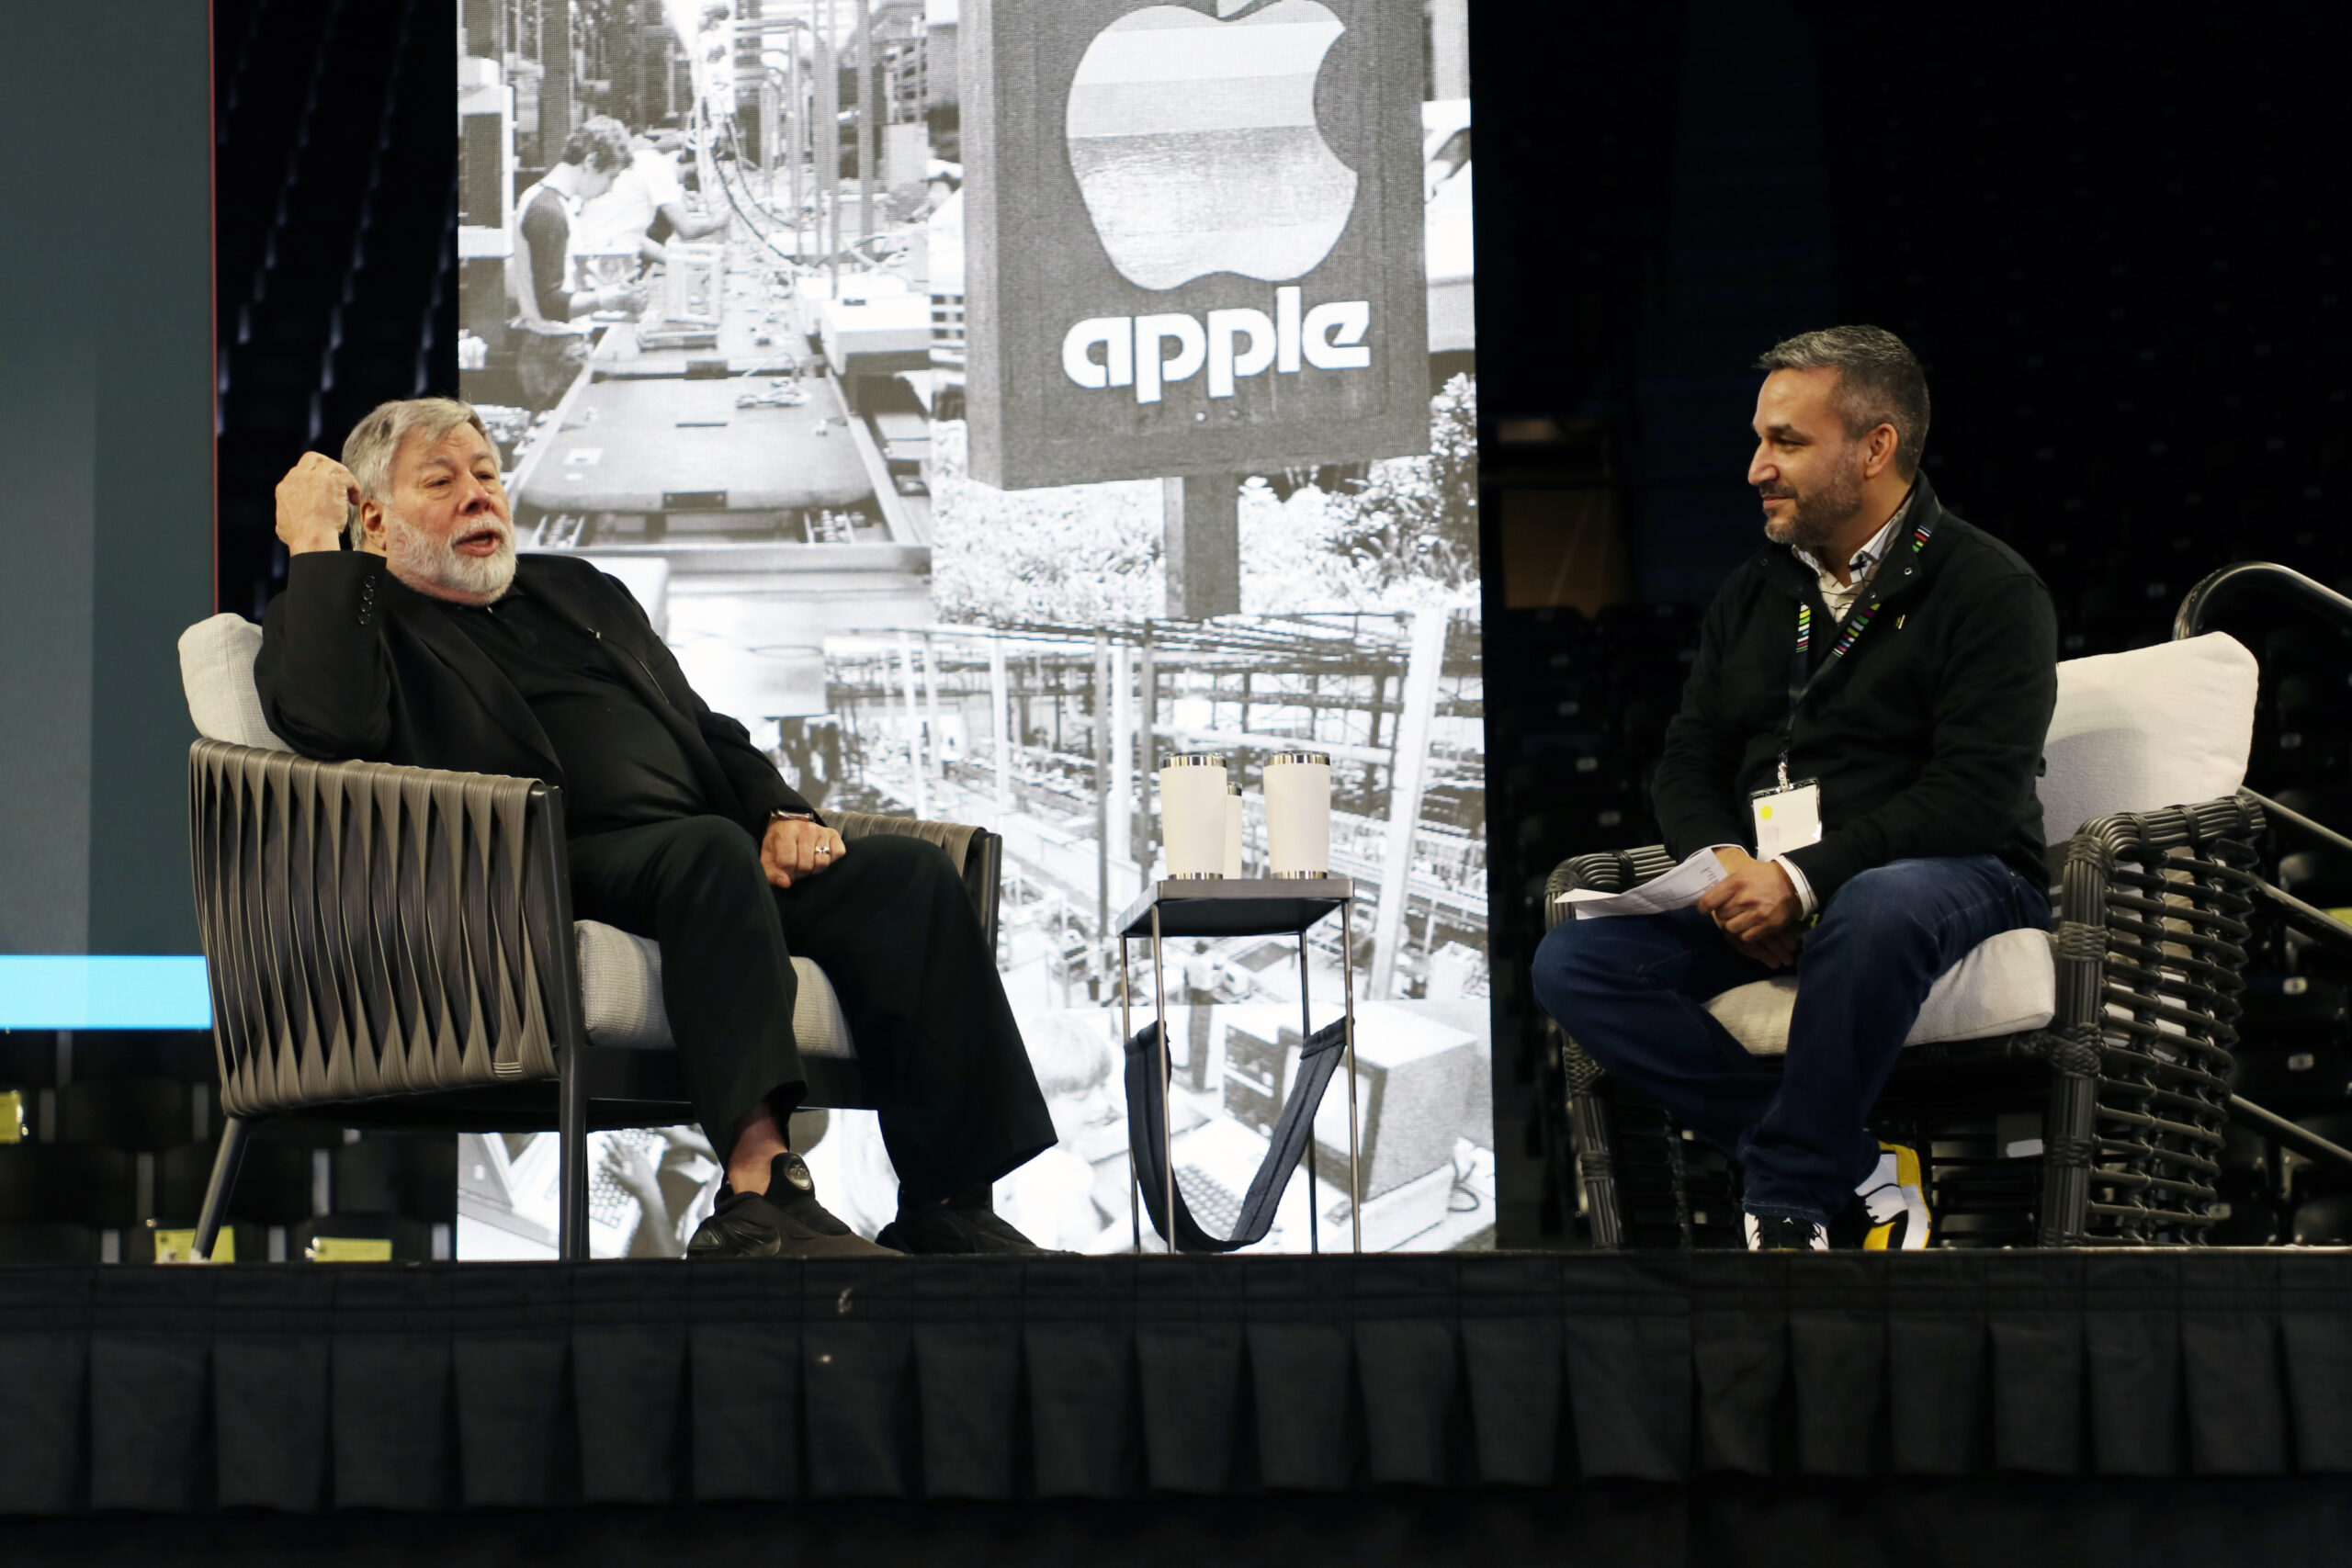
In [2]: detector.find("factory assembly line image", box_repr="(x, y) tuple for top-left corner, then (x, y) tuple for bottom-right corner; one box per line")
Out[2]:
(455, 0), (1481, 1260)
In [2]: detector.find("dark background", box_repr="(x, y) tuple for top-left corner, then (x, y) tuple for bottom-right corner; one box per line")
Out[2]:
(1470, 0), (2350, 1243)
(199, 1), (2351, 1247)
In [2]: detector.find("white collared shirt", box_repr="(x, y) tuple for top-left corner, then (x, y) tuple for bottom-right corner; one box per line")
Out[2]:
(1792, 492), (1913, 624)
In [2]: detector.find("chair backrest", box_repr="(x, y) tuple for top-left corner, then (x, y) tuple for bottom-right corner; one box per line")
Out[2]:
(177, 615), (290, 751)
(2038, 631), (2257, 845)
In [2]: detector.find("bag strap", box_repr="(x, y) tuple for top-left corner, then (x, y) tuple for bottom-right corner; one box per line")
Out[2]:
(1122, 1017), (1349, 1252)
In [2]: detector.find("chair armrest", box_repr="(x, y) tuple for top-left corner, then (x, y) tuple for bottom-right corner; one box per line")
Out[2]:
(1543, 844), (1678, 931)
(188, 739), (579, 1120)
(829, 808), (1002, 950)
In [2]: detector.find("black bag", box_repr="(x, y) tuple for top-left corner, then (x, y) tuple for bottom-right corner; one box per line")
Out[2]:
(1123, 1016), (1348, 1252)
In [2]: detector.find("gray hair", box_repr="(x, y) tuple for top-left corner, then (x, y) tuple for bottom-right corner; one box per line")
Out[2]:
(338, 397), (492, 547)
(1754, 325), (1931, 479)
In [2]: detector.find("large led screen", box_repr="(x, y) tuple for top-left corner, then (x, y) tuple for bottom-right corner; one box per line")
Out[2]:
(454, 0), (1479, 1258)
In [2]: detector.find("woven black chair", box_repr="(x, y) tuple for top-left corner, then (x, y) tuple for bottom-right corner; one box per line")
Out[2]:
(1545, 797), (2266, 1247)
(1539, 628), (2285, 1248)
(178, 616), (1001, 1260)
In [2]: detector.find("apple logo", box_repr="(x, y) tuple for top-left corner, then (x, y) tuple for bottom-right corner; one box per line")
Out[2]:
(1066, 0), (1358, 292)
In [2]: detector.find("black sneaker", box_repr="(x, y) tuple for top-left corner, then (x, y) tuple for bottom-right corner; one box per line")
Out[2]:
(686, 1152), (899, 1259)
(1743, 1212), (1830, 1251)
(876, 1203), (1061, 1256)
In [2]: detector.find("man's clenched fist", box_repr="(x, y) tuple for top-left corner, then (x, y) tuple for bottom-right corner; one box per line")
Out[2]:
(276, 452), (361, 556)
(761, 817), (847, 889)
(1699, 845), (1804, 964)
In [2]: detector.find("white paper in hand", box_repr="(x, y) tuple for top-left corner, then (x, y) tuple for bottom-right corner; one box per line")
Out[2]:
(1555, 849), (1728, 919)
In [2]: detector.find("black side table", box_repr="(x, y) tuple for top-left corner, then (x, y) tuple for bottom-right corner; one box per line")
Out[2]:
(1113, 876), (1361, 1253)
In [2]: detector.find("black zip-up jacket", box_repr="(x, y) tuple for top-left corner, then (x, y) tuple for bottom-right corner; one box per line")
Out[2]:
(255, 550), (817, 841)
(1649, 475), (2057, 905)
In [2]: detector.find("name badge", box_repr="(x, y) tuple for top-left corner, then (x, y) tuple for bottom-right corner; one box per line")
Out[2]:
(1750, 778), (1824, 861)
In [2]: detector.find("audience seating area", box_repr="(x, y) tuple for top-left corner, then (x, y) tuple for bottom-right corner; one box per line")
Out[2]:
(214, 0), (451, 622)
(0, 1031), (455, 1264)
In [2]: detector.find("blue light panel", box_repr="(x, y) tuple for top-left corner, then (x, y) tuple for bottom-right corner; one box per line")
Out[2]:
(0, 957), (212, 1029)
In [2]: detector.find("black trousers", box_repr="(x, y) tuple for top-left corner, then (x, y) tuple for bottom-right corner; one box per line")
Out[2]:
(566, 816), (1054, 1209)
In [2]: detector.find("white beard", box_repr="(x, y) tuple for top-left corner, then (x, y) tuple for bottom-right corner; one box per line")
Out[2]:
(385, 507), (516, 603)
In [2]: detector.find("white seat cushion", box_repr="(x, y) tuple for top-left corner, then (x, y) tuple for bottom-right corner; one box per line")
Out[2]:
(177, 614), (291, 750)
(1693, 635), (2249, 1061)
(574, 919), (856, 1061)
(2040, 632), (2256, 844)
(1702, 927), (2056, 1057)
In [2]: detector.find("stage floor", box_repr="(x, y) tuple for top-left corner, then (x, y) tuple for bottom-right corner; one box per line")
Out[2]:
(3, 1251), (2346, 1519)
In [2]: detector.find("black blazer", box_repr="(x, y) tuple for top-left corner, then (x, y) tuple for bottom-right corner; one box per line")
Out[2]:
(255, 550), (816, 840)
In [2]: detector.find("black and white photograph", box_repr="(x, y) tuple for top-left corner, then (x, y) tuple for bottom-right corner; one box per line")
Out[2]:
(453, 0), (1483, 1258)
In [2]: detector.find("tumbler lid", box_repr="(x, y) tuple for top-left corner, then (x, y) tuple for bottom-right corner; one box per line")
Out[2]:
(1268, 750), (1330, 767)
(1227, 782), (1243, 795)
(1164, 753), (1227, 769)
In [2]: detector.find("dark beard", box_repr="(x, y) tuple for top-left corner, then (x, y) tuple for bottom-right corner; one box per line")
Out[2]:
(1760, 458), (1866, 553)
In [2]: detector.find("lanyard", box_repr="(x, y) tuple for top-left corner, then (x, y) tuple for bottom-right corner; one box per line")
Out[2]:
(1775, 518), (1934, 785)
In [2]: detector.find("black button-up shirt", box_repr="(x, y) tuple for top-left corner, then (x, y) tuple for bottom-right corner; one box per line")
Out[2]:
(447, 578), (707, 835)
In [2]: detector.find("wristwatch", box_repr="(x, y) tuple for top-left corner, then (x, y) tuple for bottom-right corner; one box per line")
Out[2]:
(768, 809), (818, 826)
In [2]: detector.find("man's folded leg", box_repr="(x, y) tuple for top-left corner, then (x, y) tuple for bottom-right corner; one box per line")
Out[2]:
(1738, 855), (2050, 1230)
(772, 833), (1057, 1237)
(1532, 906), (1787, 1156)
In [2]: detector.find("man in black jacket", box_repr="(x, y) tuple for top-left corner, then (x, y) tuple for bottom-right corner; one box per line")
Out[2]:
(1532, 327), (2057, 1251)
(258, 397), (1055, 1257)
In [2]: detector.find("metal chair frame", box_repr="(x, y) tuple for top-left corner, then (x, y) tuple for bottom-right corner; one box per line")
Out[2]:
(184, 739), (1001, 1260)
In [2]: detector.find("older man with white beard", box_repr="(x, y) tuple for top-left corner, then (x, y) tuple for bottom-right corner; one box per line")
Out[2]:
(255, 398), (1057, 1258)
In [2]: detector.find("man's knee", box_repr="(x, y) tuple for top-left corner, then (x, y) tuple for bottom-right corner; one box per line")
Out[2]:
(850, 830), (961, 886)
(1532, 919), (1621, 1028)
(660, 814), (767, 884)
(1817, 863), (1936, 941)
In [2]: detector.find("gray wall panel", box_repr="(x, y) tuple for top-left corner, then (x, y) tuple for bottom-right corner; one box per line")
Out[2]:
(0, 5), (210, 957)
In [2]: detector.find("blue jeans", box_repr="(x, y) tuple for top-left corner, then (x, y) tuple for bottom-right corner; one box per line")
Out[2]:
(1532, 855), (2049, 1225)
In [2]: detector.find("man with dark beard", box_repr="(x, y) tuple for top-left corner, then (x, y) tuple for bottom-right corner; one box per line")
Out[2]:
(1531, 327), (2057, 1251)
(255, 398), (1057, 1258)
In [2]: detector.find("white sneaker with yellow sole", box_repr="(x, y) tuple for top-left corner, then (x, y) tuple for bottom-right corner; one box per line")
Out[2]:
(1856, 1142), (1930, 1250)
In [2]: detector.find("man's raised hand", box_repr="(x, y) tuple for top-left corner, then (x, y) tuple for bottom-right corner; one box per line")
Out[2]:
(760, 817), (847, 889)
(275, 452), (360, 556)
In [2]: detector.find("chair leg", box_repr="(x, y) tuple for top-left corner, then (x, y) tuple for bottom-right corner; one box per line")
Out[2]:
(2038, 1036), (2099, 1247)
(559, 1046), (590, 1260)
(194, 1115), (254, 1263)
(1560, 1033), (1626, 1250)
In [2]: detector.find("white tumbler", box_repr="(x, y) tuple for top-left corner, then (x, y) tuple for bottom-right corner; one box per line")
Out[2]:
(1224, 783), (1246, 880)
(1159, 754), (1228, 878)
(1263, 751), (1332, 878)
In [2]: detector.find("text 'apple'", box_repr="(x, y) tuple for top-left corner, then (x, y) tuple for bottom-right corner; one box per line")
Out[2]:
(1062, 287), (1372, 403)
